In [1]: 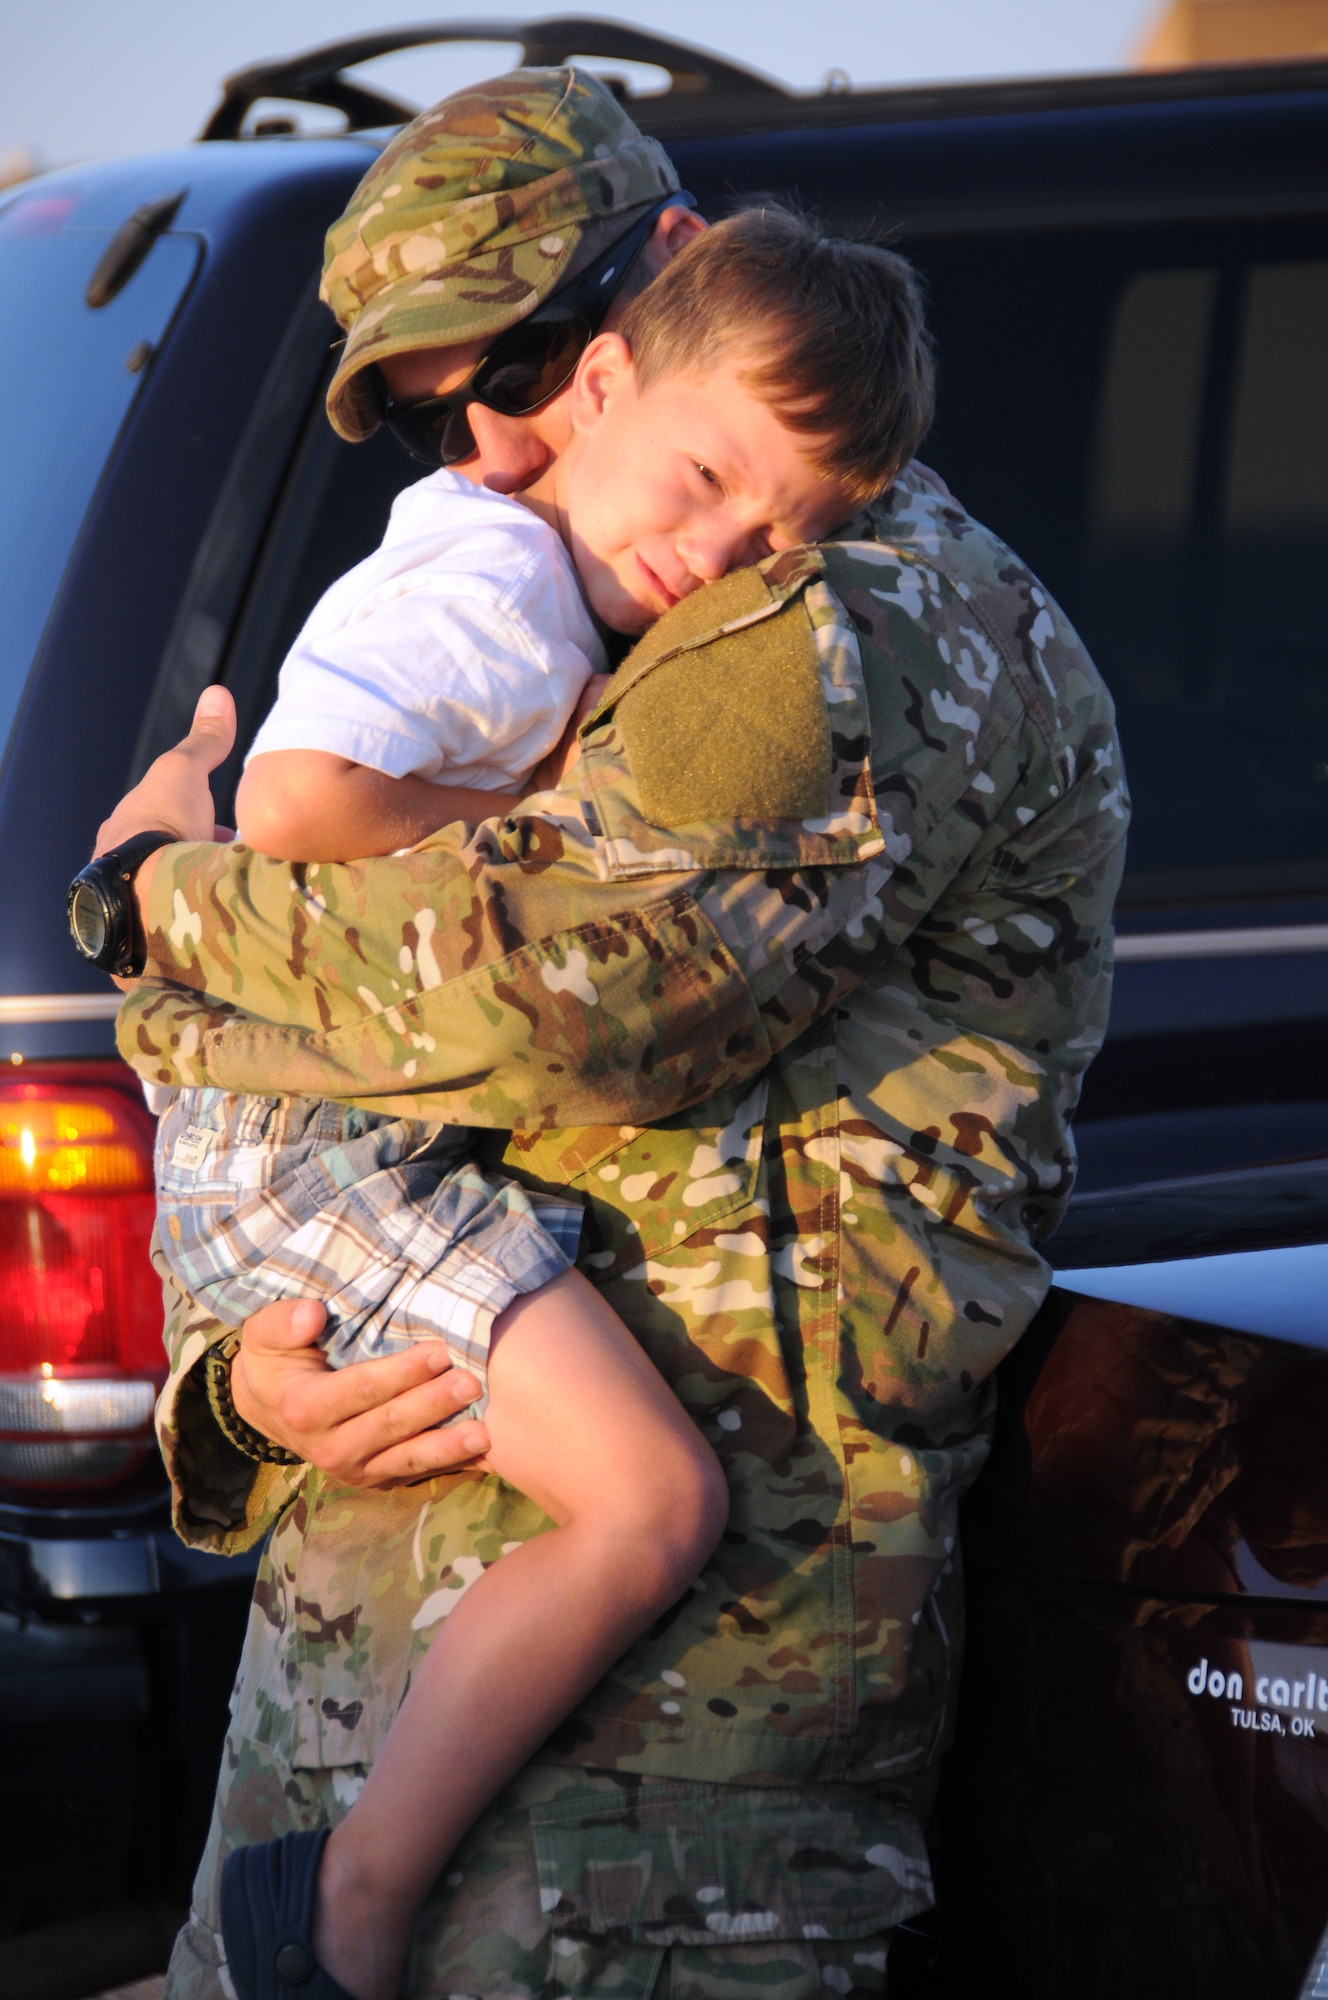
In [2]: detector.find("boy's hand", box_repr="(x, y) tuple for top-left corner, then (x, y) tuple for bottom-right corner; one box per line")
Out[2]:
(527, 673), (612, 792)
(230, 1298), (490, 1486)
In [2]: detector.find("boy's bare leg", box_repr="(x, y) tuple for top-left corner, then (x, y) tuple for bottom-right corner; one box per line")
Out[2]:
(309, 1268), (729, 2000)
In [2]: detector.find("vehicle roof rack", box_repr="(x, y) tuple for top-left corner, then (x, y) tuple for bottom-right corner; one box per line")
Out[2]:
(199, 16), (785, 140)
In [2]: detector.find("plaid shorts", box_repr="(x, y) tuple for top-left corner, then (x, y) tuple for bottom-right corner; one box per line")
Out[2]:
(154, 1088), (582, 1417)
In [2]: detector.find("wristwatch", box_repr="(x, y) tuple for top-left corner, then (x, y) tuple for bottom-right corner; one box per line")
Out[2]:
(67, 829), (177, 977)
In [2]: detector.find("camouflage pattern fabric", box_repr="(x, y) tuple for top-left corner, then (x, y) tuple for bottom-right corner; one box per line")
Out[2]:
(131, 465), (1128, 1994)
(167, 1749), (906, 1997)
(321, 67), (680, 442)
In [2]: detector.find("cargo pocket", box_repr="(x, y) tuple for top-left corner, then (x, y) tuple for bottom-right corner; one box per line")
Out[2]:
(272, 1478), (433, 1775)
(529, 1780), (933, 1979)
(154, 1088), (284, 1202)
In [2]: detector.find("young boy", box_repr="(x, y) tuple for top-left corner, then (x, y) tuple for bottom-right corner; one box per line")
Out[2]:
(175, 206), (934, 2000)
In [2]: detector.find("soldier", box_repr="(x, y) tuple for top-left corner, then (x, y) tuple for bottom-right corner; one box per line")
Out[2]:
(96, 65), (1129, 2000)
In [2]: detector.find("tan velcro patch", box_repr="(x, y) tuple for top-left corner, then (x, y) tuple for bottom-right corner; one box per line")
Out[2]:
(615, 581), (831, 829)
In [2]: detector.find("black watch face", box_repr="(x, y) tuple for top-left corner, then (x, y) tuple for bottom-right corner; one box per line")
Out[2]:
(69, 878), (111, 961)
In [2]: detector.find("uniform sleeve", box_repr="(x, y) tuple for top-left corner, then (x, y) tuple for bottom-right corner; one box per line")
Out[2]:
(153, 1235), (304, 1552)
(119, 546), (1126, 1135)
(244, 558), (599, 791)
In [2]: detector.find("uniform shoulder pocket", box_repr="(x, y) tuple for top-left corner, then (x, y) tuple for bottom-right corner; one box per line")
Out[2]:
(581, 562), (887, 878)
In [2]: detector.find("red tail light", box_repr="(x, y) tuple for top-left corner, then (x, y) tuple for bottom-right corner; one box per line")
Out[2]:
(0, 1061), (162, 1496)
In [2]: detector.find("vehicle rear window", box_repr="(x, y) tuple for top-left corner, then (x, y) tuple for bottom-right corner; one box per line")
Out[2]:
(892, 214), (1328, 908)
(0, 195), (198, 764)
(216, 201), (1328, 915)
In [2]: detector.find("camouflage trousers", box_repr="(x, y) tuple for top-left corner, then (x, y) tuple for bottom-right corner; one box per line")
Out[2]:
(165, 1739), (909, 2000)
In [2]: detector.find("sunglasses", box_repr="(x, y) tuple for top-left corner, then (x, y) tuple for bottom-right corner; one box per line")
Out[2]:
(379, 191), (696, 468)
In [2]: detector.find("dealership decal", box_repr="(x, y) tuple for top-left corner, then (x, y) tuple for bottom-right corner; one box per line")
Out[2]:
(1187, 1647), (1328, 1738)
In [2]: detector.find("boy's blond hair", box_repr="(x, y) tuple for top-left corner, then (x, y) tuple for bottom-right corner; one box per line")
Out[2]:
(616, 202), (935, 505)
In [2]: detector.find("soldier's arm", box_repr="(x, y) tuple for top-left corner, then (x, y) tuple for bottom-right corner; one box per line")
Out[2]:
(117, 551), (1124, 1126)
(154, 1246), (303, 1551)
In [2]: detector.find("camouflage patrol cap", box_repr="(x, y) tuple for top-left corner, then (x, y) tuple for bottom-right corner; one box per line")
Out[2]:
(321, 66), (680, 442)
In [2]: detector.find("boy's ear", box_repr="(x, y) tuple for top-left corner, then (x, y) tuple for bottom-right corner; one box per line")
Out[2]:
(569, 332), (635, 435)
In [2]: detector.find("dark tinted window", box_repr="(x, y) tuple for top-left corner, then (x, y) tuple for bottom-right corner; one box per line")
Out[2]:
(897, 217), (1328, 907)
(0, 194), (198, 761)
(219, 208), (1328, 914)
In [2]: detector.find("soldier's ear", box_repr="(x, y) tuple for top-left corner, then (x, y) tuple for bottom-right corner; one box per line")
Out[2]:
(568, 332), (635, 436)
(639, 204), (708, 281)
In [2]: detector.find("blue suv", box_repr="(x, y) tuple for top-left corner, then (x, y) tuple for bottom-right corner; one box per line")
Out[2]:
(2, 23), (1327, 1995)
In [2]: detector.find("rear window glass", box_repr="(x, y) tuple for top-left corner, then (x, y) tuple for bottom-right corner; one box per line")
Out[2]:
(895, 216), (1328, 908)
(0, 195), (198, 760)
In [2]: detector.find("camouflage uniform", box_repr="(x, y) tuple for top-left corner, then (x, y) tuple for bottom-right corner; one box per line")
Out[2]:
(123, 465), (1128, 1998)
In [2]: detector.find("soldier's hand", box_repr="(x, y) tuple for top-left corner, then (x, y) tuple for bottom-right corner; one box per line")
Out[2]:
(95, 687), (238, 978)
(231, 1298), (490, 1487)
(95, 683), (238, 856)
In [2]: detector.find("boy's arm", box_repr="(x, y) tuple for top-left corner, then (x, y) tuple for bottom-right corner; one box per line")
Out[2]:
(237, 750), (520, 862)
(235, 673), (612, 860)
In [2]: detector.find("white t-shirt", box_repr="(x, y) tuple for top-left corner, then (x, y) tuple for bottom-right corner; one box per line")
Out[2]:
(245, 469), (606, 791)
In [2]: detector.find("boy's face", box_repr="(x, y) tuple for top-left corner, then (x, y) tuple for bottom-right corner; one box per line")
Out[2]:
(560, 336), (854, 634)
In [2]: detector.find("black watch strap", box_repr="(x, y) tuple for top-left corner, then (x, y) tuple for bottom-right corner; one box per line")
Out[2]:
(104, 828), (178, 878)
